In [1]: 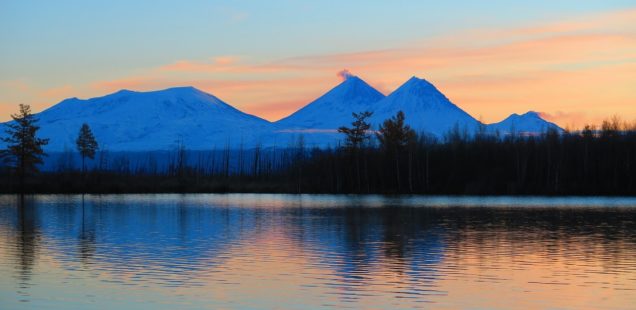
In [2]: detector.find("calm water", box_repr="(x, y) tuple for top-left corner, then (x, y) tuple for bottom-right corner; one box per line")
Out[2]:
(0, 194), (635, 309)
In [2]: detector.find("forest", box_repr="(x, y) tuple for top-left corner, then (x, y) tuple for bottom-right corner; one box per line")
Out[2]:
(2, 105), (636, 195)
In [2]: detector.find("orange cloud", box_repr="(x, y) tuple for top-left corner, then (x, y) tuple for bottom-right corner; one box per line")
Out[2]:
(38, 84), (75, 100)
(538, 111), (588, 130)
(508, 7), (636, 37)
(0, 82), (77, 120)
(91, 75), (331, 121)
(246, 99), (310, 121)
(158, 56), (306, 75)
(213, 55), (239, 65)
(0, 79), (30, 92)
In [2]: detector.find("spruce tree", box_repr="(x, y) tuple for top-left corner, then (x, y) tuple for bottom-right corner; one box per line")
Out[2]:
(2, 104), (49, 192)
(76, 123), (98, 173)
(338, 111), (373, 150)
(376, 111), (416, 152)
(338, 111), (373, 192)
(376, 111), (416, 192)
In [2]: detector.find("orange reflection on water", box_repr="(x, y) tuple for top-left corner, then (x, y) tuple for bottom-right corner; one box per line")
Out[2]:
(1, 195), (635, 309)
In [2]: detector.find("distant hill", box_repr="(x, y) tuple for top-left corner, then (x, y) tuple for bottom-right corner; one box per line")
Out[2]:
(487, 111), (563, 135)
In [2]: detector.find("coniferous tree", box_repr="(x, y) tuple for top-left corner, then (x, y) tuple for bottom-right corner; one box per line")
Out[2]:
(376, 111), (416, 192)
(76, 123), (98, 173)
(338, 111), (373, 150)
(338, 111), (373, 192)
(2, 104), (49, 192)
(376, 111), (416, 152)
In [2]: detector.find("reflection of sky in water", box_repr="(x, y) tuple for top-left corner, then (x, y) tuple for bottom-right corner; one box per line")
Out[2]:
(0, 194), (635, 309)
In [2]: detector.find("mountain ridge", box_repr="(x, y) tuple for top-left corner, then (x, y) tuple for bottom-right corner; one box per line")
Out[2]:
(275, 75), (385, 129)
(369, 76), (481, 137)
(2, 78), (563, 151)
(487, 111), (563, 135)
(10, 86), (271, 151)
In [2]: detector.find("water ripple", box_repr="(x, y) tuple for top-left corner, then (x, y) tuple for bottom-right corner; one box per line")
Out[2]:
(0, 194), (634, 309)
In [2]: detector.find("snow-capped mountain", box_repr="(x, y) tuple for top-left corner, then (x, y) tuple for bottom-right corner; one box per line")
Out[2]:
(369, 77), (480, 138)
(1, 77), (565, 153)
(11, 86), (271, 151)
(267, 75), (385, 148)
(276, 75), (385, 129)
(487, 111), (563, 135)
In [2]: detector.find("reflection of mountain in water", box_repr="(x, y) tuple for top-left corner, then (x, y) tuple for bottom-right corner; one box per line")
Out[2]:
(1, 195), (450, 287)
(286, 206), (446, 282)
(11, 196), (257, 285)
(1, 194), (635, 301)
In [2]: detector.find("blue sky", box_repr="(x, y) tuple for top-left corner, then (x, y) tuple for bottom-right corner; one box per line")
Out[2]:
(1, 1), (634, 126)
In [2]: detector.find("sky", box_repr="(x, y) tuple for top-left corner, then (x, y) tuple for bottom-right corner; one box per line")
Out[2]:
(0, 0), (634, 128)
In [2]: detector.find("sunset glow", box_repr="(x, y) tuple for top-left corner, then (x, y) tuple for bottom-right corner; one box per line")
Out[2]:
(1, 2), (634, 128)
(2, 3), (636, 309)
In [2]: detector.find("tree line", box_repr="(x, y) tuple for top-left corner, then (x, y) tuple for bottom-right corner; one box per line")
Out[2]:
(303, 113), (636, 195)
(2, 104), (636, 195)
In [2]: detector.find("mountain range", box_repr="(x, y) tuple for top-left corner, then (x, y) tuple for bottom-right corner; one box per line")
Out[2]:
(1, 75), (562, 152)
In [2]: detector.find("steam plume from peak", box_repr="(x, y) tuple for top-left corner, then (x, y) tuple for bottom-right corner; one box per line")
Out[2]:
(337, 69), (355, 81)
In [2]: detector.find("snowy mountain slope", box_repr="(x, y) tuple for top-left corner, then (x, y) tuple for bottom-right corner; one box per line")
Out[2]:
(1, 80), (566, 153)
(267, 75), (385, 148)
(487, 111), (563, 135)
(275, 76), (385, 129)
(369, 77), (481, 138)
(3, 87), (272, 151)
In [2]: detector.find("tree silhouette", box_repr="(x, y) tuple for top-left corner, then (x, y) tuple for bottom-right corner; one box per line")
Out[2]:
(376, 111), (416, 192)
(338, 111), (373, 192)
(338, 111), (373, 150)
(2, 104), (49, 192)
(76, 123), (98, 173)
(376, 111), (416, 152)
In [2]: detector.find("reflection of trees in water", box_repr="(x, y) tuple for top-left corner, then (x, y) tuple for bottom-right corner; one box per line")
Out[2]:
(285, 204), (636, 280)
(283, 205), (446, 282)
(344, 207), (445, 276)
(177, 195), (188, 241)
(380, 207), (417, 260)
(434, 206), (636, 239)
(78, 225), (96, 265)
(6, 196), (636, 295)
(277, 204), (449, 305)
(342, 207), (373, 269)
(78, 195), (96, 265)
(15, 196), (40, 291)
(419, 206), (636, 270)
(30, 196), (252, 287)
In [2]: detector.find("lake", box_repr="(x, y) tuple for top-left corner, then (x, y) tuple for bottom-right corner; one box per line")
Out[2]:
(0, 194), (634, 309)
